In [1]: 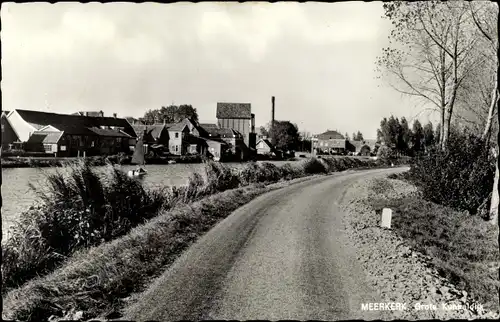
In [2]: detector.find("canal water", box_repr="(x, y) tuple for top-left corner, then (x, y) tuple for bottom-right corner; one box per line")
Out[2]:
(1, 161), (298, 239)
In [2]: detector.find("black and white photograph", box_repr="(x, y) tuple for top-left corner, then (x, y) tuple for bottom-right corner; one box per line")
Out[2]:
(1, 1), (499, 321)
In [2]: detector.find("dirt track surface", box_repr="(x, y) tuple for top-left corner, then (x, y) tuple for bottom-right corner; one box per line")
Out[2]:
(124, 168), (406, 321)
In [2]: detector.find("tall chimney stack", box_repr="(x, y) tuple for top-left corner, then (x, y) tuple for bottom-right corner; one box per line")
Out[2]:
(271, 96), (275, 145)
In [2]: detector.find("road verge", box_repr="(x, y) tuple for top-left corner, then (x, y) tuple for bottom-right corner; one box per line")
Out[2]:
(340, 176), (500, 320)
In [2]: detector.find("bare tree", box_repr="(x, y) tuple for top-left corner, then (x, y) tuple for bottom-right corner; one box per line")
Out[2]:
(377, 1), (481, 151)
(465, 1), (500, 225)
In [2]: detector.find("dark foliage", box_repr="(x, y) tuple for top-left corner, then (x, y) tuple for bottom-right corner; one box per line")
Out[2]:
(406, 132), (495, 215)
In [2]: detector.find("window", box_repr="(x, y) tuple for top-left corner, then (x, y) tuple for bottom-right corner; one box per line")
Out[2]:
(175, 145), (178, 152)
(175, 132), (179, 138)
(1, 124), (4, 133)
(43, 144), (52, 152)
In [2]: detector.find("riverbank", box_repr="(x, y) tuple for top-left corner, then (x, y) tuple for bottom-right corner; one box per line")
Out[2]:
(0, 154), (201, 168)
(2, 157), (408, 321)
(341, 177), (499, 319)
(1, 154), (300, 168)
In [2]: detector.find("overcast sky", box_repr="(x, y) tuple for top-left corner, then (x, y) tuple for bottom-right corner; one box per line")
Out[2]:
(1, 2), (438, 138)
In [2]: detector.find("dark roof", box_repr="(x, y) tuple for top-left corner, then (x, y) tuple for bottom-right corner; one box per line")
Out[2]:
(200, 123), (219, 129)
(167, 122), (189, 131)
(197, 136), (228, 145)
(14, 109), (136, 137)
(27, 131), (64, 144)
(131, 125), (166, 139)
(316, 130), (345, 140)
(216, 103), (251, 119)
(88, 127), (132, 138)
(183, 118), (209, 137)
(207, 127), (242, 138)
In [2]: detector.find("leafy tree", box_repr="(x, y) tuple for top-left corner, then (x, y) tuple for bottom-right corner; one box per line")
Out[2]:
(267, 121), (300, 151)
(353, 131), (364, 141)
(397, 117), (411, 153)
(175, 105), (198, 122)
(259, 126), (269, 138)
(423, 121), (435, 150)
(411, 119), (424, 154)
(141, 105), (199, 125)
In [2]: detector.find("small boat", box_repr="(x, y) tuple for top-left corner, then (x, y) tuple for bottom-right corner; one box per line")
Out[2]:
(167, 160), (176, 164)
(128, 136), (147, 178)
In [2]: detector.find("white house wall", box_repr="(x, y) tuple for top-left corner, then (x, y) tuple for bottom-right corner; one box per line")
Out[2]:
(7, 111), (37, 142)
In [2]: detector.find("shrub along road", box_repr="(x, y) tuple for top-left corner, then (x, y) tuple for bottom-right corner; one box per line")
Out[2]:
(124, 167), (406, 321)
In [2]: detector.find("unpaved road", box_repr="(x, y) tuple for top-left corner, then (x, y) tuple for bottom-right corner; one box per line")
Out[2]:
(124, 167), (408, 321)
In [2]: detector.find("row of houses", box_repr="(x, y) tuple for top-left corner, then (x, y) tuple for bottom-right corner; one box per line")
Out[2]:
(1, 103), (259, 161)
(312, 130), (379, 156)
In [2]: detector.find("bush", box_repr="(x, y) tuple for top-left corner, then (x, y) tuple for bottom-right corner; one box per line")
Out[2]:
(302, 157), (328, 174)
(238, 162), (283, 185)
(279, 163), (305, 180)
(406, 132), (495, 215)
(377, 145), (397, 164)
(202, 161), (241, 194)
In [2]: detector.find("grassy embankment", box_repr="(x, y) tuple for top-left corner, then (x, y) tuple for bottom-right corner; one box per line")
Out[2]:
(366, 174), (499, 312)
(2, 156), (406, 321)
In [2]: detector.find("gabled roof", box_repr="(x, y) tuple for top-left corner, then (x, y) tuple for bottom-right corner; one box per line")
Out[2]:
(13, 109), (136, 137)
(167, 122), (189, 132)
(184, 118), (209, 137)
(197, 136), (228, 145)
(125, 117), (144, 125)
(216, 103), (252, 119)
(257, 138), (274, 148)
(350, 140), (365, 150)
(131, 125), (167, 140)
(27, 131), (64, 144)
(88, 127), (132, 138)
(316, 130), (345, 140)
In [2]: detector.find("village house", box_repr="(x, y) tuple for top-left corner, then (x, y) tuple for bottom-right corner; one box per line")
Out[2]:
(205, 126), (246, 160)
(256, 138), (278, 156)
(3, 109), (136, 156)
(313, 130), (347, 154)
(348, 139), (379, 156)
